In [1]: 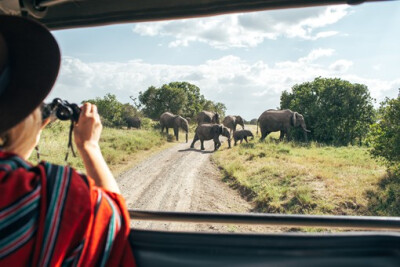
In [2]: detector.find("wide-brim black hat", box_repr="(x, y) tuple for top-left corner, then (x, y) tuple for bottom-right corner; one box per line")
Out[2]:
(0, 15), (60, 133)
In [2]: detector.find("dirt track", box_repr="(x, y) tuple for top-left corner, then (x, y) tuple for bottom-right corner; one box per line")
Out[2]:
(118, 139), (279, 233)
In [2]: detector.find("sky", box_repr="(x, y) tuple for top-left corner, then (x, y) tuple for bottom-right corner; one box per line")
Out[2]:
(49, 1), (400, 120)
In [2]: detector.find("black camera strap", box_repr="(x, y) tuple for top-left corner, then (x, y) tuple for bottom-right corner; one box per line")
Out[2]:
(65, 120), (77, 162)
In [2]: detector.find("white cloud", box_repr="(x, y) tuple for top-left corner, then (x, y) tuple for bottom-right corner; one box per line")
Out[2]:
(51, 49), (398, 119)
(329, 59), (353, 72)
(300, 48), (335, 62)
(132, 6), (349, 49)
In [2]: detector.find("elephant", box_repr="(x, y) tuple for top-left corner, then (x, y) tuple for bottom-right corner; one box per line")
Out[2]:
(257, 109), (311, 141)
(126, 116), (141, 129)
(222, 115), (245, 134)
(190, 124), (231, 151)
(160, 112), (189, 143)
(196, 111), (220, 125)
(233, 130), (254, 146)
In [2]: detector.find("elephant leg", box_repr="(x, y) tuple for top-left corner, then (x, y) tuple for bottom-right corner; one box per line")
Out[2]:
(161, 126), (164, 133)
(166, 127), (169, 134)
(285, 128), (291, 141)
(217, 139), (222, 150)
(234, 139), (237, 146)
(240, 138), (243, 144)
(190, 134), (199, 148)
(260, 131), (269, 141)
(201, 140), (205, 150)
(244, 137), (248, 143)
(174, 127), (179, 141)
(213, 137), (220, 150)
(279, 131), (285, 141)
(214, 140), (221, 150)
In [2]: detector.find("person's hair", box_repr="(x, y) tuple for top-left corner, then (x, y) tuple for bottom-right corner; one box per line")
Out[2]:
(0, 108), (42, 153)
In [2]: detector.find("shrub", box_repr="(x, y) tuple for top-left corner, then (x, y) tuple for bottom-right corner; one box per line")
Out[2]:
(369, 93), (400, 165)
(366, 166), (400, 216)
(280, 77), (375, 145)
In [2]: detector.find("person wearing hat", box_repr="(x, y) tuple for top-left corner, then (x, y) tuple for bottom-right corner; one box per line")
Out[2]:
(0, 15), (136, 266)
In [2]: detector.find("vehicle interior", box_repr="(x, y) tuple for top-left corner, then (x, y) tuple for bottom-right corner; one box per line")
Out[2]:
(1, 0), (399, 266)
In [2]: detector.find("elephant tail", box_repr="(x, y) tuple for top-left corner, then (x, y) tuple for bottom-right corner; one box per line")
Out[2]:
(256, 120), (259, 136)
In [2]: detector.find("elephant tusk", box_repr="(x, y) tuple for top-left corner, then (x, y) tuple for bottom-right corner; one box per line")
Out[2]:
(305, 129), (311, 133)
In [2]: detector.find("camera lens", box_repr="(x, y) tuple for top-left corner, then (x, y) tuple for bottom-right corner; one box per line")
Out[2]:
(56, 105), (73, 121)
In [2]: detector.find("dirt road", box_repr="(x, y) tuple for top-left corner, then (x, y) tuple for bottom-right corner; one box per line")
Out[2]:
(118, 139), (279, 233)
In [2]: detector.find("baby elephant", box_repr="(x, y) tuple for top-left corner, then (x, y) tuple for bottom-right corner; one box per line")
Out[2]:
(233, 130), (254, 146)
(190, 124), (231, 151)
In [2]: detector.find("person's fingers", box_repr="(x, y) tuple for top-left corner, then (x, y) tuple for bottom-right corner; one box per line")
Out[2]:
(91, 104), (97, 114)
(81, 103), (91, 116)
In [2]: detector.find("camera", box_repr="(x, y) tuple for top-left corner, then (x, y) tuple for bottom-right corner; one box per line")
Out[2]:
(42, 98), (81, 122)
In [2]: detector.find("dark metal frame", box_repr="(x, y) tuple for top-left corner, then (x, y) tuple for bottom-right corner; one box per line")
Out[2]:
(0, 0), (392, 29)
(129, 210), (400, 231)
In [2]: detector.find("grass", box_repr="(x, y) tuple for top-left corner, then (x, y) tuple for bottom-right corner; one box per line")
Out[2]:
(212, 130), (388, 216)
(31, 120), (174, 176)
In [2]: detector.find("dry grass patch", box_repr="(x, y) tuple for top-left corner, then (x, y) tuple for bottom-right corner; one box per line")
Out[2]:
(213, 134), (386, 216)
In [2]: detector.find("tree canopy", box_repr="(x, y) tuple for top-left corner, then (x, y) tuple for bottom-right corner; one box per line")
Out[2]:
(280, 77), (375, 145)
(369, 91), (400, 165)
(84, 93), (139, 128)
(138, 81), (226, 120)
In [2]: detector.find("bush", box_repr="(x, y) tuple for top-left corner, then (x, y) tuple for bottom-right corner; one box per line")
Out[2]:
(367, 92), (400, 216)
(366, 166), (400, 216)
(280, 77), (375, 145)
(369, 93), (400, 165)
(140, 117), (158, 130)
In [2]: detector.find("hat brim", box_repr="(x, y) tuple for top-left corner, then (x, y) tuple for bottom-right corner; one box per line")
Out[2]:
(0, 15), (60, 133)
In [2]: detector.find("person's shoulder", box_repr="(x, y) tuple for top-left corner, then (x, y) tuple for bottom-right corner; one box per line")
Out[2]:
(39, 160), (90, 188)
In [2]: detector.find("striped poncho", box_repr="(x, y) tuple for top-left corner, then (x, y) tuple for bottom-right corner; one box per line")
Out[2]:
(0, 151), (136, 266)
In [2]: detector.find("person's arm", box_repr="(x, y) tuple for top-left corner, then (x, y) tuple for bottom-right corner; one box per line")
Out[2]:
(73, 103), (120, 194)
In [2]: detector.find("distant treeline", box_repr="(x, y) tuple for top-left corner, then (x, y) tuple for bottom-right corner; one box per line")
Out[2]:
(138, 82), (226, 120)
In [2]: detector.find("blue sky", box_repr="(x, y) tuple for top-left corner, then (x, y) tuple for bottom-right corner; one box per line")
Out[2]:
(49, 2), (400, 120)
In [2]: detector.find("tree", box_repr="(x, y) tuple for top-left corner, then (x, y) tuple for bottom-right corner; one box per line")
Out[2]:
(121, 103), (139, 121)
(280, 77), (375, 145)
(84, 93), (125, 127)
(139, 81), (226, 120)
(369, 91), (400, 165)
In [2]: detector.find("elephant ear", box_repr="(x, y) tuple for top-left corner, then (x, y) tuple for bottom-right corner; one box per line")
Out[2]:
(218, 125), (223, 134)
(292, 112), (298, 127)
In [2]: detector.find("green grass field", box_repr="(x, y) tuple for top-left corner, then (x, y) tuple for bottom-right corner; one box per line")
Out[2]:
(213, 129), (390, 216)
(31, 121), (172, 176)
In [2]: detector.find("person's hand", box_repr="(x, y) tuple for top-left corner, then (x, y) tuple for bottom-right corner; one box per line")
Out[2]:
(73, 103), (102, 150)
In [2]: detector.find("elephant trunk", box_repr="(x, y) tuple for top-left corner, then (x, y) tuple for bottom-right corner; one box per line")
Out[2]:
(300, 121), (311, 133)
(302, 129), (309, 142)
(181, 119), (189, 143)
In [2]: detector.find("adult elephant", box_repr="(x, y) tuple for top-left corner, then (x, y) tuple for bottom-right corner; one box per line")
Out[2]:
(222, 115), (245, 133)
(196, 111), (219, 125)
(126, 116), (141, 129)
(257, 109), (311, 141)
(190, 124), (231, 151)
(160, 112), (189, 143)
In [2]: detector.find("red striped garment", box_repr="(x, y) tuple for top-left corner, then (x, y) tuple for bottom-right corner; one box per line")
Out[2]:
(0, 151), (136, 266)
